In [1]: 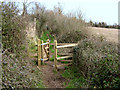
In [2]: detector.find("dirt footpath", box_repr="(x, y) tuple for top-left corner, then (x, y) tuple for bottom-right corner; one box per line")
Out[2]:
(37, 61), (69, 88)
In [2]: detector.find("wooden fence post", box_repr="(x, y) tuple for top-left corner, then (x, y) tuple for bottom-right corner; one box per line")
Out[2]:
(54, 40), (57, 71)
(38, 39), (41, 67)
(34, 18), (36, 31)
(47, 39), (50, 61)
(41, 40), (44, 64)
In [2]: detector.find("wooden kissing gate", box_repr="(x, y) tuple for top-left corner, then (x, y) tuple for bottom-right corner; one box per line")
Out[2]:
(37, 39), (78, 71)
(54, 40), (78, 71)
(38, 39), (50, 66)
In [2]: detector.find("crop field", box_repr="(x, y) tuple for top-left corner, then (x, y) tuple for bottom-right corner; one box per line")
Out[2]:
(87, 27), (119, 44)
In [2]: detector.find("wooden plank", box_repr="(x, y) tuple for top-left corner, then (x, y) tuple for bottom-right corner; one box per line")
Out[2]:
(34, 18), (36, 31)
(41, 58), (48, 61)
(41, 40), (44, 64)
(44, 46), (48, 57)
(58, 60), (72, 62)
(38, 39), (41, 67)
(57, 56), (72, 60)
(57, 53), (73, 56)
(47, 39), (50, 61)
(41, 42), (49, 46)
(57, 44), (78, 49)
(54, 40), (57, 71)
(56, 63), (72, 68)
(45, 47), (49, 50)
(51, 43), (78, 45)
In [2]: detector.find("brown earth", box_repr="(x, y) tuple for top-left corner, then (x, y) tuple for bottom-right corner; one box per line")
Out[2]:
(87, 27), (119, 44)
(37, 61), (69, 88)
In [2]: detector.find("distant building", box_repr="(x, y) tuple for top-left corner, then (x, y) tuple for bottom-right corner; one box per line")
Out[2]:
(119, 1), (120, 25)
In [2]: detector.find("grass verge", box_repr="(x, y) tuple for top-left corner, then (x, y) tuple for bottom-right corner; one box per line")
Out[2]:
(62, 66), (88, 88)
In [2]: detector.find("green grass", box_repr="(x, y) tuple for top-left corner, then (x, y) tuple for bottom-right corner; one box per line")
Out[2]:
(30, 31), (76, 88)
(40, 31), (70, 64)
(30, 70), (45, 88)
(52, 69), (58, 74)
(28, 39), (37, 53)
(40, 31), (54, 43)
(29, 30), (54, 53)
(62, 67), (88, 88)
(50, 55), (54, 61)
(36, 80), (45, 88)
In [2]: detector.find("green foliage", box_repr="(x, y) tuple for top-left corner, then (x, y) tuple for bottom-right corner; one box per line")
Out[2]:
(2, 50), (44, 88)
(40, 31), (54, 42)
(29, 41), (37, 53)
(1, 2), (45, 88)
(40, 31), (54, 48)
(90, 54), (120, 88)
(62, 67), (88, 88)
(73, 37), (120, 88)
(1, 2), (27, 55)
(33, 3), (87, 43)
(35, 80), (45, 88)
(50, 55), (54, 61)
(40, 31), (64, 63)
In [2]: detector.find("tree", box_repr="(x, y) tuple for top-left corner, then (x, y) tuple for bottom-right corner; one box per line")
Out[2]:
(1, 2), (26, 53)
(54, 2), (63, 15)
(101, 22), (107, 27)
(89, 20), (93, 26)
(98, 22), (102, 27)
(94, 22), (98, 27)
(21, 0), (34, 16)
(2, 2), (19, 52)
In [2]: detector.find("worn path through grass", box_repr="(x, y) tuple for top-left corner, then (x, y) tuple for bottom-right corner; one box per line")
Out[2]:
(37, 61), (69, 88)
(27, 22), (70, 88)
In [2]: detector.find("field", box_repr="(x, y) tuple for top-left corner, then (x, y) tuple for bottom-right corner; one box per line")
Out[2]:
(87, 27), (119, 44)
(2, 2), (120, 88)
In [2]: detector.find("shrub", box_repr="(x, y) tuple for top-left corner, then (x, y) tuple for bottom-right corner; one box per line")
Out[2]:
(2, 50), (44, 88)
(1, 2), (27, 55)
(1, 2), (44, 88)
(62, 67), (88, 88)
(32, 3), (87, 43)
(73, 37), (120, 88)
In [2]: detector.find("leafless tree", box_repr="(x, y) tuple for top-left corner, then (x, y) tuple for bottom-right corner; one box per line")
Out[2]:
(22, 0), (34, 16)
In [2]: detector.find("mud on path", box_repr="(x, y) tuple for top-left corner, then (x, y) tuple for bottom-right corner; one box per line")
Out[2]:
(37, 61), (69, 88)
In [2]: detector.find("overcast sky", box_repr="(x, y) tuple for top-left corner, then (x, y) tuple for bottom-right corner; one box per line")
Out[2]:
(4, 0), (120, 25)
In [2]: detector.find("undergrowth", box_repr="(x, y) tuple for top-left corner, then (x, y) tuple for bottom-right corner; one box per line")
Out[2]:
(62, 67), (88, 88)
(73, 37), (120, 88)
(40, 31), (66, 63)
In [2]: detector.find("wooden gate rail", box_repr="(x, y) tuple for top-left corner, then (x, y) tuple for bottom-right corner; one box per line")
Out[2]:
(37, 39), (78, 70)
(54, 40), (78, 71)
(38, 39), (50, 67)
(57, 44), (78, 48)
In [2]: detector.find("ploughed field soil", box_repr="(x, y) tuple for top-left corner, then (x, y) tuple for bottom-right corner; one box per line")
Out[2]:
(87, 27), (119, 44)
